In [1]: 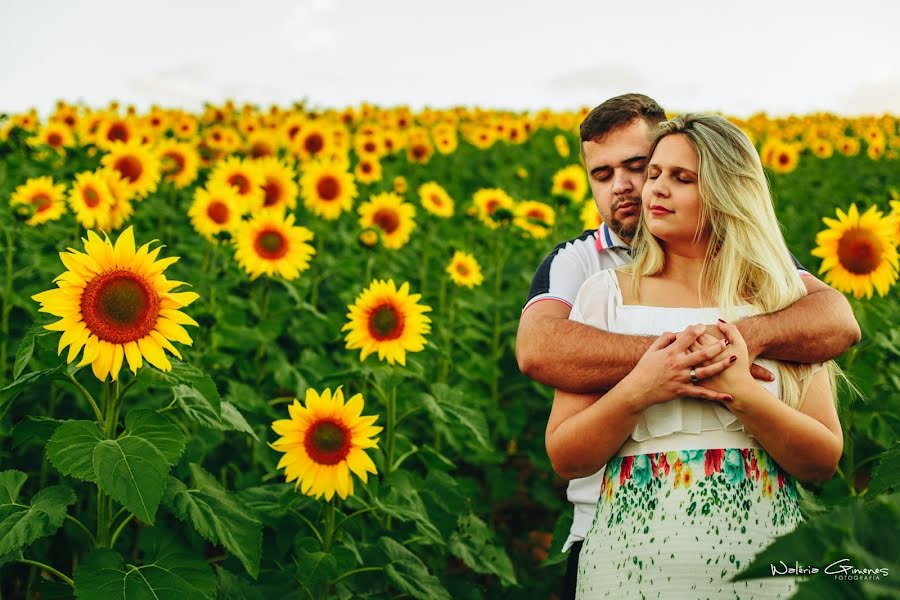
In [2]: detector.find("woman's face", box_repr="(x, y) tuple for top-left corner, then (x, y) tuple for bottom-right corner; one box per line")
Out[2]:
(641, 134), (708, 246)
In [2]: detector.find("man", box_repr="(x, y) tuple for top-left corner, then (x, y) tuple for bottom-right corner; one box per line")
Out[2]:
(515, 93), (861, 599)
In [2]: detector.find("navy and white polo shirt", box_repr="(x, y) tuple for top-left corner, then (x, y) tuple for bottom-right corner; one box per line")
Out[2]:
(523, 223), (632, 313)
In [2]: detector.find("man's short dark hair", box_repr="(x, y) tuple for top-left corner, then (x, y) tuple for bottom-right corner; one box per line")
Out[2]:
(579, 94), (666, 143)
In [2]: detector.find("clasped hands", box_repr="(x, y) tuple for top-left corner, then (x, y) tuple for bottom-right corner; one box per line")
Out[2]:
(622, 321), (765, 410)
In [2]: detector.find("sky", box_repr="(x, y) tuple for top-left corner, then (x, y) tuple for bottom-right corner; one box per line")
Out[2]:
(3, 0), (900, 117)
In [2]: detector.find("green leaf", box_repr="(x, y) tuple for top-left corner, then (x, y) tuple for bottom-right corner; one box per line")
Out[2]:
(373, 480), (443, 546)
(173, 383), (221, 425)
(0, 483), (76, 555)
(47, 420), (104, 481)
(74, 545), (215, 600)
(220, 401), (258, 440)
(93, 436), (169, 524)
(0, 470), (27, 503)
(13, 330), (35, 380)
(380, 537), (451, 600)
(449, 514), (518, 586)
(215, 566), (265, 600)
(542, 509), (575, 568)
(163, 464), (262, 578)
(12, 416), (64, 449)
(0, 365), (65, 413)
(122, 409), (186, 466)
(296, 548), (337, 592)
(868, 443), (900, 496)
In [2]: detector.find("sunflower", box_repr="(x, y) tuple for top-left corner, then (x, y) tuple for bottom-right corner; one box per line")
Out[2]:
(472, 188), (515, 229)
(809, 138), (833, 159)
(68, 171), (114, 229)
(552, 165), (588, 202)
(102, 169), (136, 231)
(100, 142), (161, 200)
(246, 130), (280, 159)
(9, 176), (67, 226)
(406, 136), (434, 164)
(234, 210), (315, 280)
(358, 192), (416, 250)
(28, 122), (74, 152)
(270, 387), (381, 501)
(95, 116), (140, 150)
(353, 132), (386, 159)
(208, 156), (265, 212)
(299, 160), (358, 220)
(837, 137), (861, 157)
(768, 142), (800, 174)
(514, 201), (556, 239)
(811, 203), (899, 298)
(31, 227), (199, 381)
(354, 157), (383, 184)
(172, 113), (199, 140)
(189, 182), (243, 240)
(155, 140), (200, 189)
(342, 279), (431, 365)
(291, 121), (334, 161)
(554, 134), (571, 158)
(581, 201), (603, 231)
(256, 157), (298, 211)
(417, 181), (454, 217)
(446, 251), (484, 288)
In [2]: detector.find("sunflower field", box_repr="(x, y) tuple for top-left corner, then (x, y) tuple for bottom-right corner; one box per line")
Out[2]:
(0, 102), (898, 599)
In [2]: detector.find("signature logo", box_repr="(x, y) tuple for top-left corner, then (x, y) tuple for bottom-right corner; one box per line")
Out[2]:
(770, 559), (890, 580)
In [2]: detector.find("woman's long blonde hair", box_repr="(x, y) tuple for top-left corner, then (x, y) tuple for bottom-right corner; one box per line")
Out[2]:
(627, 113), (832, 409)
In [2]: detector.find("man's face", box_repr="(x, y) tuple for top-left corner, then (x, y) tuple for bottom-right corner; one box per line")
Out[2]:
(582, 119), (653, 243)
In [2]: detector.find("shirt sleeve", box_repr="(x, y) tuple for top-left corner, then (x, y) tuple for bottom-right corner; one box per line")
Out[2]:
(523, 244), (588, 312)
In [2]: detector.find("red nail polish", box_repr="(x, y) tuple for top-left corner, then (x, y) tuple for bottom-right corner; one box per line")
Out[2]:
(730, 355), (737, 363)
(724, 395), (733, 402)
(718, 318), (727, 323)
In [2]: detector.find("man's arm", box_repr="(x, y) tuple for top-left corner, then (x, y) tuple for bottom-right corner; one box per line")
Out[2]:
(738, 275), (861, 363)
(515, 299), (653, 393)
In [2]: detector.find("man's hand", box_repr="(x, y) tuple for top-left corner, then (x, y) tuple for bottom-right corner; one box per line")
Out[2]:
(700, 325), (774, 382)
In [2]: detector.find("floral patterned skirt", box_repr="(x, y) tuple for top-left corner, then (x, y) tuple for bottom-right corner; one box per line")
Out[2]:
(576, 448), (802, 600)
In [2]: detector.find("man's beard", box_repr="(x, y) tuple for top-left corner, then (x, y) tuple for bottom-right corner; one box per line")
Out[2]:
(607, 196), (640, 241)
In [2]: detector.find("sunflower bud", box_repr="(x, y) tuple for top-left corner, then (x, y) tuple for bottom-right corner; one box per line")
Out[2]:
(358, 227), (380, 249)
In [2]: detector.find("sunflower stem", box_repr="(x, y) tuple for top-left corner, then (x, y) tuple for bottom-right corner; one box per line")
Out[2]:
(290, 508), (324, 546)
(488, 239), (509, 405)
(109, 512), (135, 548)
(322, 500), (336, 552)
(330, 566), (384, 585)
(67, 373), (104, 429)
(14, 558), (73, 587)
(385, 386), (397, 476)
(66, 514), (97, 547)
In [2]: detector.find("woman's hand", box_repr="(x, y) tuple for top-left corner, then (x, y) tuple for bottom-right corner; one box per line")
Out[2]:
(622, 324), (737, 410)
(688, 320), (757, 398)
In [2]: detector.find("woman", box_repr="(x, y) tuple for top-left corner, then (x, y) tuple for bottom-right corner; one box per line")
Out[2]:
(545, 114), (843, 598)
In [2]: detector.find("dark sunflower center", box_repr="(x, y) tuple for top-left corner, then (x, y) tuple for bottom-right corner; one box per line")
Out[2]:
(562, 180), (575, 191)
(161, 152), (185, 176)
(262, 179), (281, 206)
(456, 263), (470, 276)
(305, 133), (324, 154)
(254, 229), (288, 260)
(778, 153), (790, 166)
(251, 143), (272, 158)
(837, 228), (883, 274)
(373, 209), (400, 234)
(80, 270), (160, 344)
(368, 303), (405, 340)
(108, 123), (129, 142)
(317, 176), (340, 201)
(206, 201), (230, 224)
(485, 199), (500, 214)
(84, 186), (101, 208)
(430, 194), (443, 206)
(412, 145), (427, 159)
(304, 420), (350, 465)
(47, 132), (63, 147)
(287, 125), (300, 140)
(361, 162), (372, 173)
(32, 193), (52, 211)
(114, 155), (143, 183)
(228, 173), (250, 194)
(364, 141), (376, 152)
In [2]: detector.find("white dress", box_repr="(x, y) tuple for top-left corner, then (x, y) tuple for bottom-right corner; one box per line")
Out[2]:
(571, 270), (804, 600)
